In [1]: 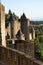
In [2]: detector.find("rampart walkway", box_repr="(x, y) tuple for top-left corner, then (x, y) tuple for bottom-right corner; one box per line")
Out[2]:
(0, 45), (43, 65)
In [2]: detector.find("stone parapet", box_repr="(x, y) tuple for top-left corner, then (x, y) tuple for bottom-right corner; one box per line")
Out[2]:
(0, 45), (43, 65)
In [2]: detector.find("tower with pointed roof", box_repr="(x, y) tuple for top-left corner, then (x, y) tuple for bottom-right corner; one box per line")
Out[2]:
(19, 13), (30, 41)
(8, 11), (15, 39)
(7, 10), (21, 41)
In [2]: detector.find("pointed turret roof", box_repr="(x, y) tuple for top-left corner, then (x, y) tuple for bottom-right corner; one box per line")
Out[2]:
(8, 10), (15, 22)
(16, 30), (23, 37)
(19, 13), (29, 22)
(21, 13), (26, 19)
(8, 13), (15, 21)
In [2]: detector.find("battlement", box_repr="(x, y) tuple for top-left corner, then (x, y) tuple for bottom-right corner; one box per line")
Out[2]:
(0, 45), (43, 65)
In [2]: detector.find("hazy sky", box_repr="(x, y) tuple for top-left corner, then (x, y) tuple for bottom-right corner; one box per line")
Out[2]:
(1, 0), (43, 20)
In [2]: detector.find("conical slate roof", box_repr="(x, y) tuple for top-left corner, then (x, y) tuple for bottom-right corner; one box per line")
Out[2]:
(16, 29), (23, 37)
(8, 13), (15, 21)
(21, 13), (26, 19)
(19, 13), (28, 22)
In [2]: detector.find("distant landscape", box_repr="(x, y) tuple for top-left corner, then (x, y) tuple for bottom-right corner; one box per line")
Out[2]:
(30, 21), (43, 61)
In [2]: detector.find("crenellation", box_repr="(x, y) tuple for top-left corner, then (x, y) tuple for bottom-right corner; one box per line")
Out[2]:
(0, 45), (43, 65)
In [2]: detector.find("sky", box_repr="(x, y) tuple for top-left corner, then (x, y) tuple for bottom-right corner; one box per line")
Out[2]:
(1, 0), (43, 21)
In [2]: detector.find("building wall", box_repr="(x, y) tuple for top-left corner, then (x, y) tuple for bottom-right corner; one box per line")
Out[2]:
(0, 3), (1, 25)
(13, 20), (20, 40)
(6, 20), (20, 40)
(0, 3), (6, 47)
(15, 40), (34, 58)
(5, 23), (11, 38)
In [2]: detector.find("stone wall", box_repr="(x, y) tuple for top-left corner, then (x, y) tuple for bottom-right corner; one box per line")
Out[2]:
(15, 40), (35, 58)
(6, 20), (20, 40)
(0, 45), (43, 65)
(6, 23), (11, 39)
(0, 3), (6, 47)
(13, 20), (20, 40)
(0, 3), (1, 45)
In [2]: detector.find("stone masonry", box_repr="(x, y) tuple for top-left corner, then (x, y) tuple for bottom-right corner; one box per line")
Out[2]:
(0, 3), (6, 47)
(0, 45), (43, 65)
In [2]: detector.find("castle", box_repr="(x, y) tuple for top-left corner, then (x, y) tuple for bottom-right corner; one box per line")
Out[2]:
(5, 10), (35, 43)
(0, 3), (35, 58)
(0, 3), (43, 65)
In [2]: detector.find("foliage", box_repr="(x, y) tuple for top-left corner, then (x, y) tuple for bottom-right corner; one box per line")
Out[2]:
(5, 14), (9, 28)
(5, 14), (9, 21)
(35, 30), (43, 59)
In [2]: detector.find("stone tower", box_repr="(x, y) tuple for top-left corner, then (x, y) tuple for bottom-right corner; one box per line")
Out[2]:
(0, 3), (6, 47)
(19, 13), (30, 41)
(32, 27), (35, 40)
(8, 11), (15, 39)
(8, 11), (20, 40)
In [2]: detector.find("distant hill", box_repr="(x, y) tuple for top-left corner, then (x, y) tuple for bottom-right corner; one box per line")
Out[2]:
(30, 21), (43, 25)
